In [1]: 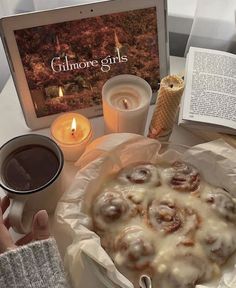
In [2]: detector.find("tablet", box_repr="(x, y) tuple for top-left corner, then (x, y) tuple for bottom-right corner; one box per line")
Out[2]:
(0, 0), (169, 130)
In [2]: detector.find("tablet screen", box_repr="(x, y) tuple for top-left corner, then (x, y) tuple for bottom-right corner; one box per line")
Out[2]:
(14, 7), (159, 118)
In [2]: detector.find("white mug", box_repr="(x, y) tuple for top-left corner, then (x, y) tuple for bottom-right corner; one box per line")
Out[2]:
(0, 134), (64, 234)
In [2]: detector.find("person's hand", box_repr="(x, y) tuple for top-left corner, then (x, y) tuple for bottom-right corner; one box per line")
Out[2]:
(0, 196), (50, 254)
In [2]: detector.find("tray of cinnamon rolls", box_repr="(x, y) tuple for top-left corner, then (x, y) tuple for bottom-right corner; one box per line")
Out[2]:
(55, 134), (236, 288)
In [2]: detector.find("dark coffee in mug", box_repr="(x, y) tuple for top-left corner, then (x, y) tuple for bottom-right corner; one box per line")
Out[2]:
(2, 144), (59, 191)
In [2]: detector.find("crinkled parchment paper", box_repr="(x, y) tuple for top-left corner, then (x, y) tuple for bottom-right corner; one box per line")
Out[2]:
(54, 134), (236, 288)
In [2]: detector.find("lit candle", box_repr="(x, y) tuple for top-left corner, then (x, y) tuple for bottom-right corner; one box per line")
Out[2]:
(50, 112), (92, 161)
(102, 75), (152, 135)
(58, 86), (63, 97)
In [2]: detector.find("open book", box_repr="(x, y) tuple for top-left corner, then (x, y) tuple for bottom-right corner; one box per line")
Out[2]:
(179, 47), (236, 135)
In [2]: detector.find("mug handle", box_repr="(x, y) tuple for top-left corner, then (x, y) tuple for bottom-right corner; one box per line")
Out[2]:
(8, 199), (32, 234)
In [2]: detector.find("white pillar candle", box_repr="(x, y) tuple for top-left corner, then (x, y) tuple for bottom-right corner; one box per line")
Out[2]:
(102, 75), (152, 135)
(50, 112), (92, 161)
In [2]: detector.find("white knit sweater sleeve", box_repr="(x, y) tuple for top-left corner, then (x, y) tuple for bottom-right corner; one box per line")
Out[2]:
(0, 238), (70, 288)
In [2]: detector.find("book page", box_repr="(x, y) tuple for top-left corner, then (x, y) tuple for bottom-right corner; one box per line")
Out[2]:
(182, 47), (236, 130)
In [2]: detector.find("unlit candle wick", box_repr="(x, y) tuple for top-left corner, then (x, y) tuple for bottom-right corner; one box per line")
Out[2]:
(123, 98), (129, 109)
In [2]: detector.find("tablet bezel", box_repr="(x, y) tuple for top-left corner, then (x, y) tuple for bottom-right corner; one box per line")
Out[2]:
(0, 0), (169, 130)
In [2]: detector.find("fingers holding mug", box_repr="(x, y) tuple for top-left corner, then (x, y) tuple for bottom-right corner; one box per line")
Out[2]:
(0, 196), (10, 229)
(0, 197), (17, 253)
(1, 196), (10, 215)
(32, 210), (50, 241)
(15, 210), (50, 245)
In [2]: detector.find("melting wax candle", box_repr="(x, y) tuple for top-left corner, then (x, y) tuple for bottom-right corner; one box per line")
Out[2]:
(50, 112), (92, 161)
(102, 75), (152, 135)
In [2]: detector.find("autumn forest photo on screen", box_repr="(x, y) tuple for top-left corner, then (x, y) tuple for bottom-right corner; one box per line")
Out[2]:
(15, 7), (160, 117)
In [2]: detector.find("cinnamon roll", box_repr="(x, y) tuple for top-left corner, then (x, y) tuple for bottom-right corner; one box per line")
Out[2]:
(156, 254), (212, 288)
(118, 163), (160, 186)
(114, 226), (155, 270)
(88, 157), (236, 288)
(205, 188), (236, 221)
(148, 199), (183, 233)
(178, 210), (200, 247)
(200, 229), (236, 265)
(92, 191), (133, 231)
(162, 161), (200, 192)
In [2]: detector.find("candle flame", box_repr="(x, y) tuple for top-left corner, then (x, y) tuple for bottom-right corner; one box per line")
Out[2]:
(123, 98), (129, 110)
(114, 31), (122, 49)
(71, 117), (77, 135)
(59, 86), (63, 97)
(56, 35), (61, 52)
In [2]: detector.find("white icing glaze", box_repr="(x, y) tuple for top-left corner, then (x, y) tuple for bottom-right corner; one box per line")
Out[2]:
(202, 187), (236, 221)
(114, 226), (155, 270)
(90, 162), (236, 288)
(162, 161), (200, 192)
(92, 191), (135, 231)
(117, 163), (160, 187)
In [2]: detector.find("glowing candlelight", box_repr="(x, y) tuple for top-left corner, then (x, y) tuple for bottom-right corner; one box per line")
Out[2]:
(56, 35), (61, 53)
(51, 113), (92, 161)
(114, 31), (122, 57)
(71, 117), (76, 135)
(59, 86), (63, 97)
(114, 31), (122, 50)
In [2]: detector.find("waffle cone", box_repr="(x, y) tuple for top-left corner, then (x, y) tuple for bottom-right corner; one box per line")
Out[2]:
(148, 75), (184, 140)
